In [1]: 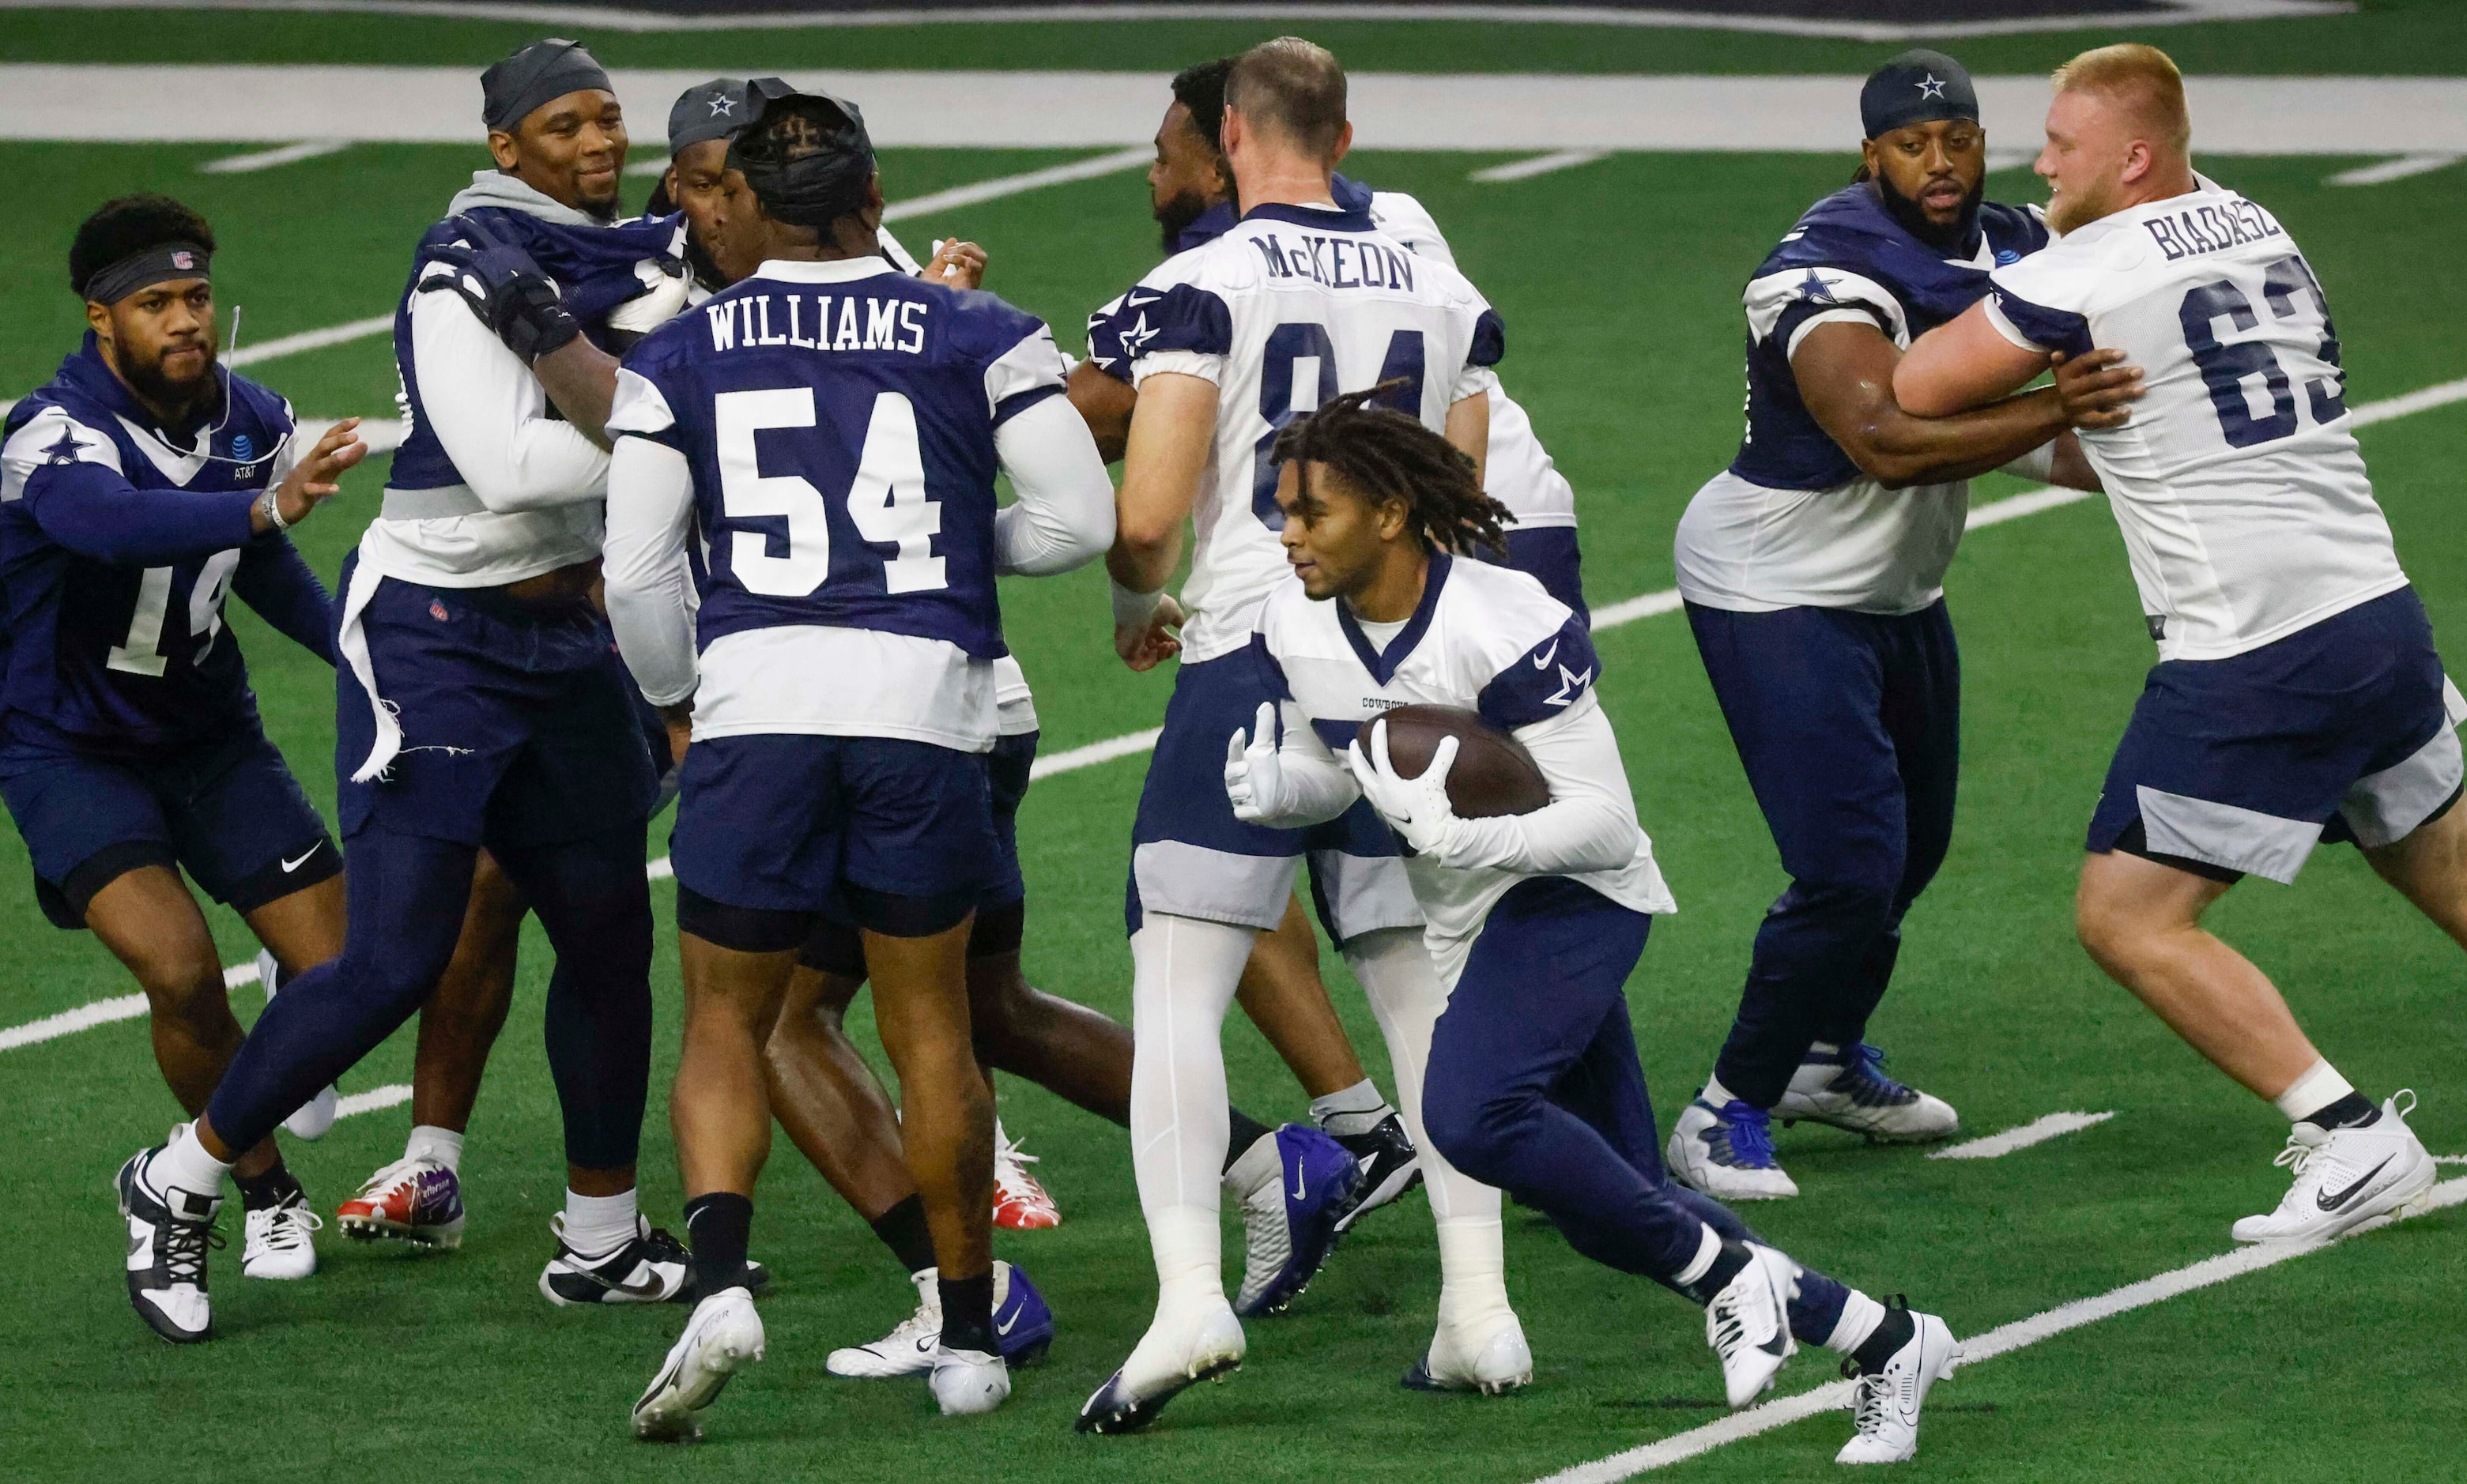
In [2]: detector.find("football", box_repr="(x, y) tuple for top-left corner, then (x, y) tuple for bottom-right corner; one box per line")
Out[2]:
(1360, 705), (1551, 818)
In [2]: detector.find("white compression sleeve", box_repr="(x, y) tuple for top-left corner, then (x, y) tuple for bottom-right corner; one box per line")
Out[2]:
(1128, 913), (1258, 1298)
(1440, 700), (1643, 876)
(1247, 697), (1364, 827)
(408, 279), (609, 510)
(601, 435), (700, 707)
(1343, 928), (1511, 1330)
(992, 394), (1116, 575)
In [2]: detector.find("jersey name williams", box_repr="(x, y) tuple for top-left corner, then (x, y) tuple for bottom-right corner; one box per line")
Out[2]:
(704, 292), (931, 355)
(1248, 230), (1419, 292)
(2144, 198), (2285, 262)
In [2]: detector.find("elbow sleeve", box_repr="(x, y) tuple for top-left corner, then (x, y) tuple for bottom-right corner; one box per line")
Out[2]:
(994, 396), (1116, 575)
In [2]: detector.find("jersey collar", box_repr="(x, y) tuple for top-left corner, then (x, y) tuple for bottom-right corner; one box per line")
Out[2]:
(1177, 175), (1375, 253)
(1337, 551), (1452, 685)
(752, 254), (896, 284)
(1243, 200), (1378, 234)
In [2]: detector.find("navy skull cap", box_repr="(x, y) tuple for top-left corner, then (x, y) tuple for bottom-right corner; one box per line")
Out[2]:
(1861, 49), (1980, 140)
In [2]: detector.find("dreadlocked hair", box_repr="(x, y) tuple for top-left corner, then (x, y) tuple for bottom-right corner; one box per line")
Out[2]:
(1270, 380), (1511, 558)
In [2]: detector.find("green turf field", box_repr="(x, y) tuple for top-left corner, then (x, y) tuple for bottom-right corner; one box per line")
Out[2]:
(5, 6), (2467, 1481)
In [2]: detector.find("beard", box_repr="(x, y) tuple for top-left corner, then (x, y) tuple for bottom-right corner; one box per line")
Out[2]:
(1154, 186), (1213, 253)
(121, 340), (220, 426)
(1874, 170), (1985, 254)
(2046, 176), (2115, 235)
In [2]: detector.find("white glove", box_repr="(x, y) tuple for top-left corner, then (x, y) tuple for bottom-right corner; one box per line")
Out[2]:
(1347, 718), (1465, 861)
(1225, 701), (1288, 823)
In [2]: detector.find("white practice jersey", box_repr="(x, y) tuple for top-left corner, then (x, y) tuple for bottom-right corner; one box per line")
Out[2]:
(994, 652), (1038, 737)
(1254, 556), (1673, 955)
(1097, 200), (1504, 664)
(1363, 190), (1576, 531)
(1986, 179), (2406, 661)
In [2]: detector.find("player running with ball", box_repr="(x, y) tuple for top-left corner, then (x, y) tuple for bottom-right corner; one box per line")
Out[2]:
(1231, 388), (1959, 1464)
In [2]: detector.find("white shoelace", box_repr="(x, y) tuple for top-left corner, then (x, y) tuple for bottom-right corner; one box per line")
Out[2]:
(249, 1203), (323, 1251)
(353, 1154), (437, 1198)
(994, 1133), (1048, 1202)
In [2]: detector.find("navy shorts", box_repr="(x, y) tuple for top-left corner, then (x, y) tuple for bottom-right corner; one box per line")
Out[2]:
(1476, 525), (1588, 626)
(336, 557), (658, 849)
(1127, 651), (1419, 944)
(2088, 587), (2463, 884)
(0, 720), (338, 930)
(982, 729), (1036, 910)
(672, 732), (997, 920)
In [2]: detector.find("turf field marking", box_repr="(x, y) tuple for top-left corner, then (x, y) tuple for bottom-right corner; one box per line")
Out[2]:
(223, 314), (395, 369)
(7, 368), (2465, 1054)
(198, 139), (350, 174)
(334, 1083), (413, 1119)
(2328, 154), (2462, 187)
(1472, 150), (1608, 183)
(1531, 1174), (2467, 1482)
(0, 0), (2356, 43)
(1929, 1109), (2115, 1161)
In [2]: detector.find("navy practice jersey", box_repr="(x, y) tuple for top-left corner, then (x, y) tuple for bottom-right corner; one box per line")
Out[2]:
(609, 256), (1067, 660)
(1730, 184), (2049, 491)
(0, 337), (333, 755)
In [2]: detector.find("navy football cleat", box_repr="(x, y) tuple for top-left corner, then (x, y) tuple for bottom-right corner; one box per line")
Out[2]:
(1233, 1124), (1361, 1317)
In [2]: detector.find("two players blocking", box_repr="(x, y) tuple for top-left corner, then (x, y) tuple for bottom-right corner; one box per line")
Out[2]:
(6, 23), (2451, 1467)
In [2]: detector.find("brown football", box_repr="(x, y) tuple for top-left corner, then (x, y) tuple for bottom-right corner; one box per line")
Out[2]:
(1360, 705), (1551, 819)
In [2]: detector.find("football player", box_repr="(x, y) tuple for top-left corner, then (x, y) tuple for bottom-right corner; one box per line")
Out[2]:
(114, 38), (704, 1339)
(1077, 39), (1529, 1432)
(5, 196), (364, 1339)
(1665, 51), (2118, 1202)
(1895, 43), (2450, 1242)
(599, 85), (1115, 1433)
(1232, 389), (1959, 1464)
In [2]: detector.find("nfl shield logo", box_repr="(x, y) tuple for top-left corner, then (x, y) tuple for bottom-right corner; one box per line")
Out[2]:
(172, 250), (194, 270)
(430, 599), (451, 622)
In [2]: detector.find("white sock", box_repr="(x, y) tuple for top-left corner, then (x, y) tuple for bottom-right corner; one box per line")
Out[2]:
(149, 1122), (233, 1200)
(1824, 1288), (1888, 1355)
(1146, 1205), (1226, 1313)
(2273, 1058), (2356, 1125)
(562, 1188), (639, 1257)
(1700, 1073), (1743, 1110)
(1309, 1077), (1394, 1139)
(406, 1124), (465, 1174)
(1435, 1218), (1515, 1336)
(1129, 913), (1254, 1219)
(1673, 1222), (1723, 1288)
(1344, 927), (1511, 1286)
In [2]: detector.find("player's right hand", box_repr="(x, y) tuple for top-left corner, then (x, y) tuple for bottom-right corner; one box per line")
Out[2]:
(1225, 701), (1285, 822)
(268, 416), (368, 529)
(2050, 348), (2144, 430)
(1115, 593), (1184, 672)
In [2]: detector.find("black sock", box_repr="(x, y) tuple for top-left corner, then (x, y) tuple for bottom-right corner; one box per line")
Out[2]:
(1677, 1239), (1754, 1307)
(1851, 1298), (1917, 1375)
(683, 1192), (753, 1298)
(869, 1194), (937, 1275)
(1223, 1108), (1273, 1173)
(2299, 1090), (2378, 1131)
(939, 1267), (996, 1354)
(234, 1160), (304, 1212)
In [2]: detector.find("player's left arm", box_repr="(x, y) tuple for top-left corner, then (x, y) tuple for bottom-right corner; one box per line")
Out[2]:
(1109, 370), (1214, 668)
(1448, 699), (1645, 875)
(601, 368), (702, 712)
(232, 531), (336, 665)
(1066, 360), (1137, 464)
(1892, 299), (2054, 417)
(1445, 389), (1490, 488)
(994, 396), (1115, 576)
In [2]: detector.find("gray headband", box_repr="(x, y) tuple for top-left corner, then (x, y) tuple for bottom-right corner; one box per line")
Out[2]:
(83, 243), (211, 306)
(481, 38), (612, 134)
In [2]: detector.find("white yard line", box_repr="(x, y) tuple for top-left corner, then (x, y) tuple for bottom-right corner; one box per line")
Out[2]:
(1929, 1109), (2116, 1161)
(1533, 1174), (2467, 1483)
(6, 368), (2464, 1054)
(333, 1083), (413, 1119)
(1472, 149), (1609, 183)
(198, 139), (351, 174)
(881, 145), (1153, 220)
(2328, 153), (2462, 187)
(0, 0), (2356, 43)
(223, 314), (395, 369)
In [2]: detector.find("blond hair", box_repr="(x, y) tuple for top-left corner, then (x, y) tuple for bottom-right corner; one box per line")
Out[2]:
(1227, 36), (1348, 163)
(2052, 43), (2191, 153)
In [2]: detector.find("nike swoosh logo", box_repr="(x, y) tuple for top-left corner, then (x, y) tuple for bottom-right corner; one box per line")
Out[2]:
(609, 1263), (671, 1298)
(280, 847), (319, 872)
(1533, 640), (1559, 669)
(2318, 1155), (2394, 1211)
(1292, 1163), (1310, 1202)
(998, 1311), (1020, 1335)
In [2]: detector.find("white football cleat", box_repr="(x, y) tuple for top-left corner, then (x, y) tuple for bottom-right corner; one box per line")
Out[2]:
(1837, 1306), (1959, 1464)
(1775, 1043), (1958, 1144)
(827, 1261), (1054, 1378)
(632, 1286), (764, 1442)
(930, 1344), (1011, 1416)
(115, 1137), (221, 1344)
(2231, 1092), (2437, 1245)
(1076, 1300), (1245, 1434)
(1403, 1313), (1533, 1395)
(255, 951), (339, 1141)
(1706, 1243), (1799, 1409)
(241, 1196), (321, 1281)
(1667, 1098), (1799, 1201)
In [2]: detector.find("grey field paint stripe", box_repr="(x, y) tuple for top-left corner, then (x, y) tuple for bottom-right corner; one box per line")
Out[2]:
(2327, 154), (2463, 187)
(4, 367), (2464, 1054)
(0, 0), (2359, 43)
(198, 139), (352, 174)
(1929, 1109), (2118, 1160)
(222, 315), (396, 369)
(1471, 149), (1609, 183)
(1532, 1175), (2467, 1483)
